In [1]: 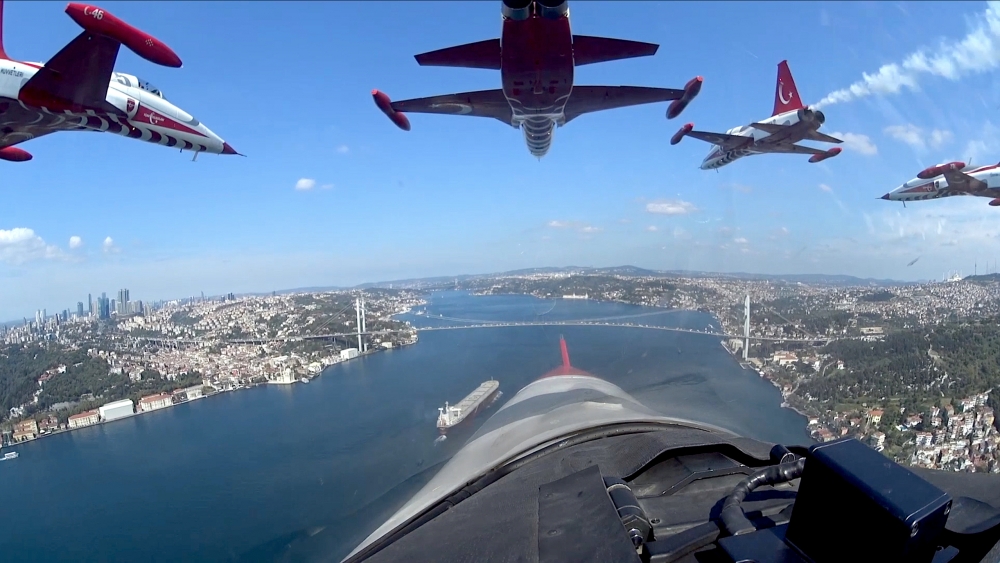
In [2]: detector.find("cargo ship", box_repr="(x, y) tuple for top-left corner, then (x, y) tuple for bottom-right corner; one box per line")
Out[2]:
(436, 380), (501, 434)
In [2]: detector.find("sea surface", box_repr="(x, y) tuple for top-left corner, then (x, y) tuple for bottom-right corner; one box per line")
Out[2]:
(0, 291), (811, 562)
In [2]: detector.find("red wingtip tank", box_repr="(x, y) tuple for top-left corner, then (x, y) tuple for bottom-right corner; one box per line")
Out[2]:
(0, 147), (32, 162)
(65, 3), (182, 68)
(666, 76), (703, 120)
(990, 198), (1000, 207)
(808, 146), (842, 164)
(372, 90), (411, 131)
(670, 123), (694, 145)
(917, 161), (965, 180)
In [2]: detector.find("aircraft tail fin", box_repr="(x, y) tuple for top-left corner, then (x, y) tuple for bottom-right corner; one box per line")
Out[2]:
(0, 0), (9, 60)
(572, 35), (658, 66)
(560, 336), (571, 368)
(415, 39), (501, 70)
(772, 60), (804, 116)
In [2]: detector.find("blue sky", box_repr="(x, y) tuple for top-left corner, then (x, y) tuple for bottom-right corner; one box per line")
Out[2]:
(2, 0), (1000, 319)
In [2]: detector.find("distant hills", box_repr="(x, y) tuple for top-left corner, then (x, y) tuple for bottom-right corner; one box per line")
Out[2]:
(355, 265), (918, 289)
(964, 273), (1000, 282)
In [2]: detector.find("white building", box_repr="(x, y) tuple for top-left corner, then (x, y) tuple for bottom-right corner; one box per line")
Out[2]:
(99, 399), (134, 422)
(340, 349), (360, 360)
(181, 385), (204, 400)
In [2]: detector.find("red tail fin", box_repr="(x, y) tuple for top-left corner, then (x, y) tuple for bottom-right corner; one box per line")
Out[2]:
(772, 60), (803, 116)
(560, 336), (571, 368)
(0, 0), (9, 60)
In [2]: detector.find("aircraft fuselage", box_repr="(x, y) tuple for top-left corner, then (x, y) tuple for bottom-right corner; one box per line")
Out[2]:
(701, 107), (821, 170)
(882, 164), (1000, 202)
(500, 7), (573, 157)
(0, 58), (231, 155)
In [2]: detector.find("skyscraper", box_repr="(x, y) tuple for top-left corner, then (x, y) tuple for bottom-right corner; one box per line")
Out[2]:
(117, 289), (130, 315)
(77, 302), (84, 318)
(88, 294), (93, 316)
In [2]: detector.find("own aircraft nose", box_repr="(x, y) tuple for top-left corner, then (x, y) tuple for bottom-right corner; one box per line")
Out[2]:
(880, 193), (891, 200)
(221, 142), (240, 155)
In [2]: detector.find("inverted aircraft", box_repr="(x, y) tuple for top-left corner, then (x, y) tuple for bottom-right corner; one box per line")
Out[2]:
(371, 0), (703, 158)
(0, 1), (238, 162)
(880, 161), (1000, 206)
(670, 60), (842, 170)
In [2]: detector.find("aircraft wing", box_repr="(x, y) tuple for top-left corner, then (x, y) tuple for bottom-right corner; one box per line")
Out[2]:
(683, 130), (752, 151)
(762, 143), (828, 156)
(20, 32), (122, 111)
(942, 168), (989, 192)
(563, 86), (684, 123)
(390, 90), (513, 125)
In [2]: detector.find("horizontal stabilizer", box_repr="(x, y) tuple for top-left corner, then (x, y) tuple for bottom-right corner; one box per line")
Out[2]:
(415, 39), (500, 70)
(572, 35), (658, 66)
(749, 122), (787, 134)
(804, 129), (842, 144)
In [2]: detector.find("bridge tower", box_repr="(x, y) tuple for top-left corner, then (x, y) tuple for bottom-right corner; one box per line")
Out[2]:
(361, 295), (367, 353)
(355, 297), (363, 353)
(743, 294), (750, 361)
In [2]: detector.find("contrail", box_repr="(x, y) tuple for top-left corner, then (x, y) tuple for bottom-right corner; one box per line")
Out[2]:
(814, 1), (1000, 109)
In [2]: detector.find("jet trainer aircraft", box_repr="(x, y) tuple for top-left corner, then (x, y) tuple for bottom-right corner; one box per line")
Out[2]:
(880, 161), (1000, 206)
(0, 1), (238, 162)
(669, 60), (842, 170)
(371, 0), (703, 158)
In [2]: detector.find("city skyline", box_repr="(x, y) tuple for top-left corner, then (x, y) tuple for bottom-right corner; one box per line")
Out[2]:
(4, 2), (1000, 318)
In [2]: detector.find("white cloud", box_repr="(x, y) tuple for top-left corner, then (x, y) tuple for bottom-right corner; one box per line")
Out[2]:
(0, 228), (62, 264)
(734, 237), (749, 244)
(295, 178), (316, 191)
(646, 225), (659, 232)
(580, 226), (602, 233)
(884, 124), (953, 150)
(815, 2), (1000, 108)
(827, 132), (878, 155)
(672, 227), (690, 240)
(646, 199), (698, 215)
(336, 145), (350, 154)
(548, 220), (570, 228)
(102, 236), (120, 254)
(819, 184), (833, 193)
(69, 236), (83, 249)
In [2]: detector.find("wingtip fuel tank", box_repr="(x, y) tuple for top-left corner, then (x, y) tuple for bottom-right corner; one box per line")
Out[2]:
(0, 147), (32, 162)
(666, 76), (702, 120)
(917, 161), (965, 180)
(65, 3), (182, 68)
(670, 123), (693, 145)
(372, 89), (411, 131)
(808, 146), (841, 163)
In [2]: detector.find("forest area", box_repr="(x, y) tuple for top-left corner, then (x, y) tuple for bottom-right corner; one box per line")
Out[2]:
(799, 317), (1000, 412)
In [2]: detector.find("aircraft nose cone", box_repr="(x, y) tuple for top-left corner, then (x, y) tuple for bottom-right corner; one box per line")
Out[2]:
(221, 142), (240, 155)
(880, 193), (891, 200)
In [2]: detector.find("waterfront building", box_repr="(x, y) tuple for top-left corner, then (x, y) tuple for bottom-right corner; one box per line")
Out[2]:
(68, 409), (100, 429)
(138, 393), (172, 412)
(99, 399), (135, 422)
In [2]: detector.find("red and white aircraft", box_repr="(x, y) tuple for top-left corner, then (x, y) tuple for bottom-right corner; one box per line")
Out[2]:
(880, 161), (1000, 206)
(372, 0), (703, 158)
(0, 1), (238, 162)
(670, 60), (841, 170)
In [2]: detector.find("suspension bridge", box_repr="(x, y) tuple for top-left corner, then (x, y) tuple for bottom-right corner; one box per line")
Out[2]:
(130, 304), (832, 347)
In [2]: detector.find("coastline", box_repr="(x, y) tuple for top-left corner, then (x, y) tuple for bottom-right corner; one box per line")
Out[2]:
(3, 340), (417, 450)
